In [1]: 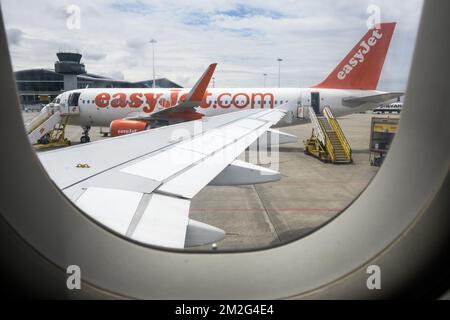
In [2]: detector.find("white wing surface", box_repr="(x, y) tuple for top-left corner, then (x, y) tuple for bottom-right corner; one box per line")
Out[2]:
(38, 108), (292, 249)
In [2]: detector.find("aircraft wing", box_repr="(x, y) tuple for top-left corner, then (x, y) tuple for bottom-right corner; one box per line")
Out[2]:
(38, 108), (290, 249)
(342, 92), (404, 107)
(125, 63), (217, 122)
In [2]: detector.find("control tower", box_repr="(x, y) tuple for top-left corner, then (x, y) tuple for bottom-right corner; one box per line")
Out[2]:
(54, 52), (86, 91)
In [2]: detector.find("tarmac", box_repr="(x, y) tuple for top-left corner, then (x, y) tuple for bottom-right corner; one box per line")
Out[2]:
(23, 111), (380, 251)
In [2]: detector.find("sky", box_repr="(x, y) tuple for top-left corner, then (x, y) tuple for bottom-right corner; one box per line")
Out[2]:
(1, 0), (423, 91)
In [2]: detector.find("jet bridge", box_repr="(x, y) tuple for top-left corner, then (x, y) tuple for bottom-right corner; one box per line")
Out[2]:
(304, 106), (352, 164)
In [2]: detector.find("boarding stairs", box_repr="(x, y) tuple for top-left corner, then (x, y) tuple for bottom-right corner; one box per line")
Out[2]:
(304, 106), (352, 164)
(26, 103), (78, 146)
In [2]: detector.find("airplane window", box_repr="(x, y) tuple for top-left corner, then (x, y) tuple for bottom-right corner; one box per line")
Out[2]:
(3, 0), (423, 254)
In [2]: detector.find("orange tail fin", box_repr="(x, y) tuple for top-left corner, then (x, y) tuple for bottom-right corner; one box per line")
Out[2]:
(313, 22), (396, 90)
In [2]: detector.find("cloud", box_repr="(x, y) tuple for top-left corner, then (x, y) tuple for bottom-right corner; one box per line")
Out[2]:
(84, 52), (107, 61)
(107, 70), (125, 80)
(110, 0), (153, 14)
(126, 38), (147, 50)
(6, 28), (24, 46)
(1, 0), (424, 90)
(216, 4), (285, 19)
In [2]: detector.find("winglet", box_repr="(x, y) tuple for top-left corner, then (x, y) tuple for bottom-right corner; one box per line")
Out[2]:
(185, 63), (217, 102)
(150, 63), (217, 120)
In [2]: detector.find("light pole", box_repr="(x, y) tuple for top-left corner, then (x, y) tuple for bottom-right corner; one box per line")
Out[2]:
(277, 58), (283, 88)
(263, 73), (267, 88)
(212, 77), (215, 88)
(149, 39), (157, 88)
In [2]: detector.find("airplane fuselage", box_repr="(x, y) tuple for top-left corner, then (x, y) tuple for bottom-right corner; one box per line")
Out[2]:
(54, 87), (384, 128)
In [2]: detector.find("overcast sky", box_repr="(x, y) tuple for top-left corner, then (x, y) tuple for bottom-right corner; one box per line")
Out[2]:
(1, 0), (423, 91)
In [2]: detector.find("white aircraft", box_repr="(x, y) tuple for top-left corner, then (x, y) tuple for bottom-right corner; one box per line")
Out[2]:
(42, 22), (402, 143)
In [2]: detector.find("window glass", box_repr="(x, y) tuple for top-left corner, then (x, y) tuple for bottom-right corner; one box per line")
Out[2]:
(5, 0), (422, 251)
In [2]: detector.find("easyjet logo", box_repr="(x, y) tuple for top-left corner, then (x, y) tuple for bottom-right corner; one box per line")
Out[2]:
(337, 28), (383, 80)
(94, 90), (275, 113)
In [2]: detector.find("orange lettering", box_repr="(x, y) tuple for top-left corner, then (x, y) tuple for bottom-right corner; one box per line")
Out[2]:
(129, 93), (143, 108)
(251, 92), (274, 109)
(232, 93), (249, 109)
(200, 91), (212, 109)
(111, 93), (127, 108)
(170, 89), (181, 107)
(95, 93), (110, 108)
(178, 93), (189, 104)
(218, 93), (232, 108)
(159, 96), (171, 108)
(143, 93), (163, 113)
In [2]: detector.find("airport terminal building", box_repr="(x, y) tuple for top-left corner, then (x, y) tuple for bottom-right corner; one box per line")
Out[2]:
(15, 52), (181, 106)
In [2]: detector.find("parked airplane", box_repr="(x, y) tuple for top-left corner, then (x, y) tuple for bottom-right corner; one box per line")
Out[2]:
(34, 22), (402, 143)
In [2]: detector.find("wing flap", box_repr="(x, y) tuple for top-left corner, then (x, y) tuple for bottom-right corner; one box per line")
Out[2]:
(75, 187), (143, 235)
(131, 194), (190, 248)
(75, 188), (190, 249)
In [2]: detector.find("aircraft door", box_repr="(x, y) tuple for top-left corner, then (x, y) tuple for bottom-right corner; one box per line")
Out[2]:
(311, 92), (320, 115)
(68, 92), (81, 107)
